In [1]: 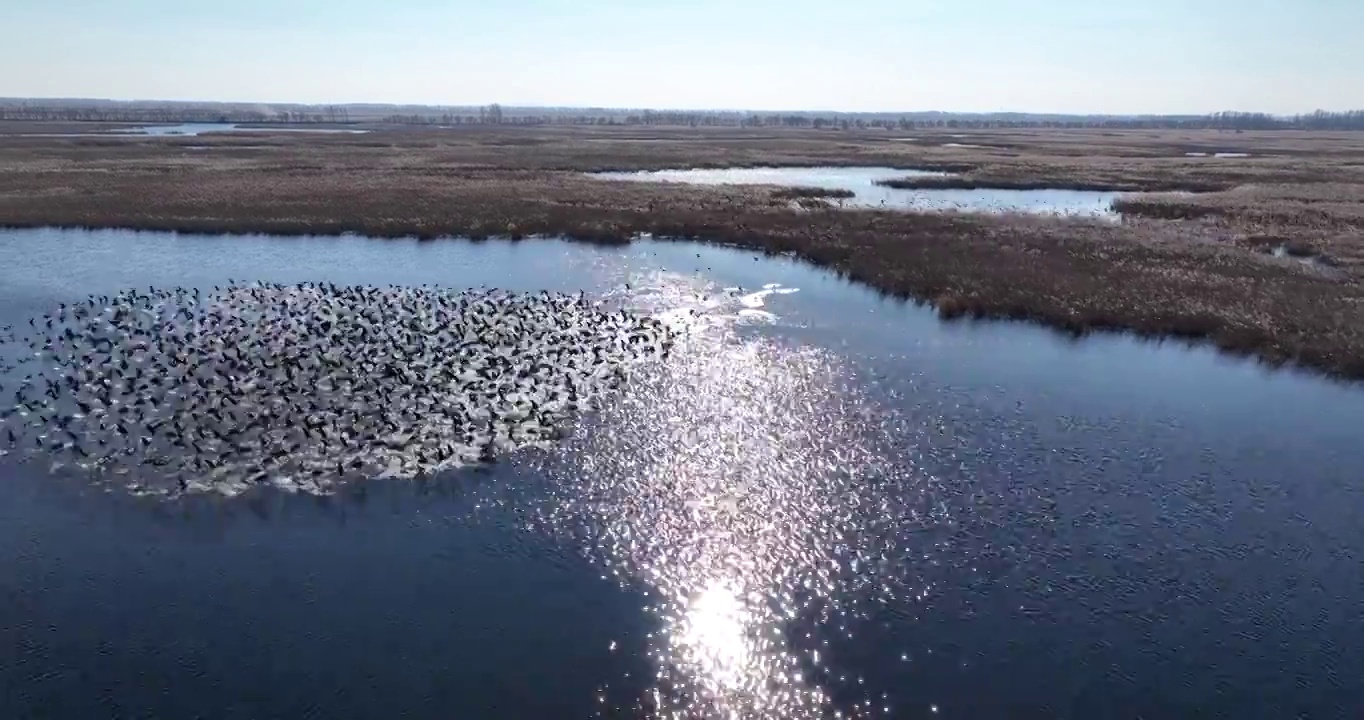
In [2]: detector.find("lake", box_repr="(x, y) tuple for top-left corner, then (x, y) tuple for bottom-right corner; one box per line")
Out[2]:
(590, 166), (1127, 217)
(110, 123), (370, 136)
(2, 228), (1363, 719)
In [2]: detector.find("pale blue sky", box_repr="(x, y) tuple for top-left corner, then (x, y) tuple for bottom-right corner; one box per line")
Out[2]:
(3, 0), (1360, 114)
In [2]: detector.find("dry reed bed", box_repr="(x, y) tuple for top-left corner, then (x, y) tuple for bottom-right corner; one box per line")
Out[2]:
(1, 125), (1363, 379)
(875, 175), (1231, 192)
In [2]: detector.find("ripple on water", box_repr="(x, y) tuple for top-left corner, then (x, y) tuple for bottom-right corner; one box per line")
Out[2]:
(524, 282), (938, 719)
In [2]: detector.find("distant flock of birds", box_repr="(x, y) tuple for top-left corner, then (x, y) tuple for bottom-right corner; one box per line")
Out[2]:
(0, 282), (676, 495)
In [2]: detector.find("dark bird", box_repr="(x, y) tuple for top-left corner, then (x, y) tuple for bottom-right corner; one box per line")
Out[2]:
(0, 280), (673, 496)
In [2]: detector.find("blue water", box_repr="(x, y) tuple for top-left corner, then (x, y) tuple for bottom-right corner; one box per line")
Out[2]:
(590, 166), (1128, 217)
(2, 228), (1362, 718)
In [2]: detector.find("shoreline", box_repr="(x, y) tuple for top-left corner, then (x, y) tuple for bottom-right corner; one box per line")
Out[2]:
(2, 125), (1362, 380)
(872, 175), (1230, 193)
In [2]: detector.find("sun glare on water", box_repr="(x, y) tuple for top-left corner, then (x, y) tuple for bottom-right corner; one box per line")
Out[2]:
(675, 578), (754, 692)
(532, 270), (940, 719)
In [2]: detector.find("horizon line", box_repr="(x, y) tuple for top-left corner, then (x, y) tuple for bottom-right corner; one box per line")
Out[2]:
(2, 95), (1361, 119)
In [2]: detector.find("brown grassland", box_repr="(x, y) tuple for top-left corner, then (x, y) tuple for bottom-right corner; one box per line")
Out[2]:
(1, 123), (1363, 378)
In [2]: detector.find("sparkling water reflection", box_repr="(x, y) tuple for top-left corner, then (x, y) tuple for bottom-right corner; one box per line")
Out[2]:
(525, 271), (936, 718)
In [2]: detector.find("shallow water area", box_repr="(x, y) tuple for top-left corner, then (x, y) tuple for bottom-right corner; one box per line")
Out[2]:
(3, 228), (1364, 718)
(109, 123), (369, 136)
(591, 166), (1130, 217)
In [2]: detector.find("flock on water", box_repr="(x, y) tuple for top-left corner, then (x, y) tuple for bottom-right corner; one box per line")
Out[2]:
(0, 281), (676, 496)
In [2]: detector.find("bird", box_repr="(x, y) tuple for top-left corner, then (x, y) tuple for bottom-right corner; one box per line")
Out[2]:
(0, 281), (675, 498)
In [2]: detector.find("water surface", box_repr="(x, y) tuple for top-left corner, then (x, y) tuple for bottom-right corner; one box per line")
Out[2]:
(2, 228), (1363, 718)
(110, 123), (369, 136)
(591, 166), (1127, 217)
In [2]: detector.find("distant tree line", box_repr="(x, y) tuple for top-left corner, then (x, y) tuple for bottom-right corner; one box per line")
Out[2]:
(3, 99), (1363, 131)
(0, 102), (351, 124)
(379, 108), (1364, 131)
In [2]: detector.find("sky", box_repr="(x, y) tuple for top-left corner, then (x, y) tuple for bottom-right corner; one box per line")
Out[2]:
(2, 0), (1361, 114)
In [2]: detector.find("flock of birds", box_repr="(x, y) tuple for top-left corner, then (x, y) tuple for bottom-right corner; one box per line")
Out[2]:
(0, 281), (676, 495)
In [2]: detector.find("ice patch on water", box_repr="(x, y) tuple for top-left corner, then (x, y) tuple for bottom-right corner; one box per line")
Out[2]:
(740, 285), (801, 309)
(622, 274), (800, 329)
